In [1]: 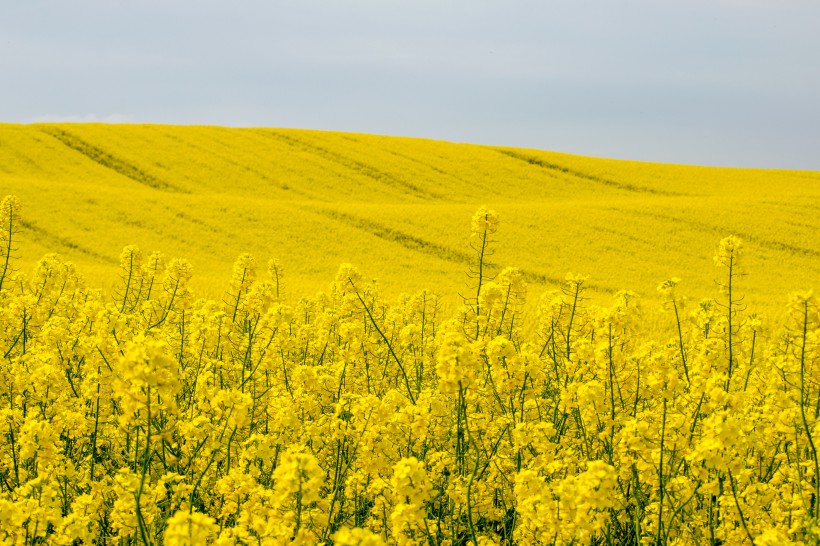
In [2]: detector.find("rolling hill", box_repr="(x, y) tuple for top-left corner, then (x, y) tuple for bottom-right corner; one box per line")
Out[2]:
(1, 123), (819, 311)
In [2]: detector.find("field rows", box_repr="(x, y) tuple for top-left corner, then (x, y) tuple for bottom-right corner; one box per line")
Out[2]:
(1, 123), (819, 308)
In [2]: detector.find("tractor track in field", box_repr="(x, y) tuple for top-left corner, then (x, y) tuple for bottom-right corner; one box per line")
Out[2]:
(21, 220), (116, 264)
(625, 208), (820, 258)
(312, 207), (600, 290)
(259, 131), (444, 201)
(38, 126), (188, 193)
(494, 148), (688, 197)
(159, 130), (314, 199)
(337, 135), (482, 194)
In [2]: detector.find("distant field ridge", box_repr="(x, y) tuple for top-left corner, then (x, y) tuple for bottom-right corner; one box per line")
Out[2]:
(1, 122), (818, 307)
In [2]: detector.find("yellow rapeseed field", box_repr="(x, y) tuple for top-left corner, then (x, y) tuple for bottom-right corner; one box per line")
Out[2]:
(1, 124), (820, 544)
(1, 123), (819, 310)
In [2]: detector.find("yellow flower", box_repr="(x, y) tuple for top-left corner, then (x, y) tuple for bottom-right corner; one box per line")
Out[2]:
(714, 235), (743, 269)
(657, 277), (681, 299)
(436, 330), (479, 393)
(471, 206), (499, 236)
(164, 509), (219, 546)
(333, 527), (387, 546)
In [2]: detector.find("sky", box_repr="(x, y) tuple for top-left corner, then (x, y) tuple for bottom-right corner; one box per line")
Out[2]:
(1, 0), (819, 169)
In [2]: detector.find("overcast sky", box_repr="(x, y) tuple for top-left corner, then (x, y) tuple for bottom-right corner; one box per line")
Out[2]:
(2, 0), (819, 169)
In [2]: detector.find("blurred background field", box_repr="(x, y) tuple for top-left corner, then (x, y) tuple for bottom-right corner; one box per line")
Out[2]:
(2, 122), (819, 313)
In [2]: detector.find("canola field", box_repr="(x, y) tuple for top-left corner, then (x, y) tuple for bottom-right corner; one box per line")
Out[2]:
(1, 123), (820, 309)
(1, 125), (820, 544)
(2, 197), (820, 545)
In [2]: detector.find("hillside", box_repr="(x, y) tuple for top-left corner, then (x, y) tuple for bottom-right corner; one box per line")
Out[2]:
(1, 123), (819, 309)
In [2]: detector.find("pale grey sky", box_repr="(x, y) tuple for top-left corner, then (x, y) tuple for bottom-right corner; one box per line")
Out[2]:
(1, 0), (818, 168)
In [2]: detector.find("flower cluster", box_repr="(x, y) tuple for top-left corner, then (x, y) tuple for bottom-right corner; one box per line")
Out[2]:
(1, 197), (819, 545)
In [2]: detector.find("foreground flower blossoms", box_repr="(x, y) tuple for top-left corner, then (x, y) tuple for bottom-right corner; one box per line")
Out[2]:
(1, 196), (819, 545)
